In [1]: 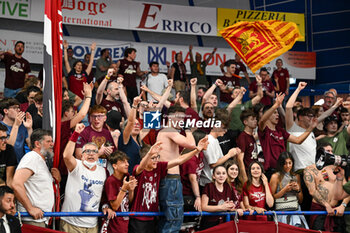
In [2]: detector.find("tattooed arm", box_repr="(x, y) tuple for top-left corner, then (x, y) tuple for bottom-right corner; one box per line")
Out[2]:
(304, 166), (334, 215)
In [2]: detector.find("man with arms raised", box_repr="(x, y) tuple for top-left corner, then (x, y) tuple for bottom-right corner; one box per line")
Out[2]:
(0, 41), (31, 98)
(96, 68), (130, 119)
(156, 105), (197, 233)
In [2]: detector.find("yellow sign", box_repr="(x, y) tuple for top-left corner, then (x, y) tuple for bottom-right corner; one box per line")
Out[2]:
(217, 8), (305, 41)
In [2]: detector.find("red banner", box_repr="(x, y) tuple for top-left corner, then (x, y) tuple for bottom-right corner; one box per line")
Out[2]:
(198, 220), (333, 233)
(43, 0), (63, 168)
(22, 224), (63, 233)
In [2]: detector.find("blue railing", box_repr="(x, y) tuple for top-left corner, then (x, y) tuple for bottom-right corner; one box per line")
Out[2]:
(16, 211), (350, 223)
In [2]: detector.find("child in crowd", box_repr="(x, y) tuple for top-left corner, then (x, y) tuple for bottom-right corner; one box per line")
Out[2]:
(200, 165), (244, 230)
(243, 161), (274, 221)
(129, 137), (208, 233)
(269, 152), (308, 228)
(225, 157), (247, 211)
(180, 130), (207, 212)
(104, 151), (138, 233)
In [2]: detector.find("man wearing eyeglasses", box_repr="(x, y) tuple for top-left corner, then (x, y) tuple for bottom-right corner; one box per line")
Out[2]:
(0, 124), (17, 187)
(61, 123), (113, 233)
(285, 82), (343, 212)
(75, 105), (116, 167)
(0, 98), (32, 162)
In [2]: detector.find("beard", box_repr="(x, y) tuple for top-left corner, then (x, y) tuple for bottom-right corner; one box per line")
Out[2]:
(0, 203), (15, 216)
(41, 148), (54, 169)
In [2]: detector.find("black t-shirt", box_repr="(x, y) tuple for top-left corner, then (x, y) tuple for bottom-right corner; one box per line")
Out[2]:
(26, 103), (37, 116)
(31, 112), (42, 130)
(0, 144), (17, 182)
(218, 129), (239, 155)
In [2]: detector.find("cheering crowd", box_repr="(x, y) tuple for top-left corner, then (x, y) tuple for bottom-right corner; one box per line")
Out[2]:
(0, 40), (350, 233)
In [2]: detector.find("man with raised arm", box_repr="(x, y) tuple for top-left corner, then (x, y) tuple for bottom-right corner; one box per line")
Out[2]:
(318, 101), (350, 155)
(286, 82), (344, 171)
(0, 41), (31, 97)
(96, 68), (130, 119)
(258, 93), (317, 175)
(156, 104), (197, 233)
(189, 45), (216, 86)
(61, 123), (113, 233)
(285, 82), (343, 211)
(218, 74), (263, 132)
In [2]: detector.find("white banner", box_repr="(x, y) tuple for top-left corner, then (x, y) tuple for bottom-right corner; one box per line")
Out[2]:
(0, 0), (217, 36)
(0, 29), (316, 80)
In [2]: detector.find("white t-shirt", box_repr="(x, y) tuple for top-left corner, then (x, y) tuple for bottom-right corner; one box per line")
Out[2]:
(200, 134), (223, 186)
(61, 159), (106, 228)
(288, 122), (316, 171)
(145, 73), (168, 101)
(16, 151), (54, 223)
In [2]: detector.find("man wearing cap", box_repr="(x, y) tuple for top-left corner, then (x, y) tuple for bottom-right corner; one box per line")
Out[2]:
(319, 112), (350, 155)
(0, 41), (31, 98)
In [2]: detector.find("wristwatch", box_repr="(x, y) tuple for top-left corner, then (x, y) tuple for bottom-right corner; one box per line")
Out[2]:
(342, 203), (347, 208)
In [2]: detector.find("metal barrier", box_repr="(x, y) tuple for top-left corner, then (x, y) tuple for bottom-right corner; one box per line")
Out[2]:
(16, 211), (350, 223)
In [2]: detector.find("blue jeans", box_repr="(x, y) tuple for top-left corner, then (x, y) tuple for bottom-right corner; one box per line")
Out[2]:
(4, 87), (21, 98)
(158, 176), (184, 233)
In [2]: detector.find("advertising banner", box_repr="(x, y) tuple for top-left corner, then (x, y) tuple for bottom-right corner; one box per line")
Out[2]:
(0, 29), (316, 80)
(217, 8), (305, 41)
(0, 0), (216, 36)
(129, 1), (217, 36)
(198, 219), (332, 233)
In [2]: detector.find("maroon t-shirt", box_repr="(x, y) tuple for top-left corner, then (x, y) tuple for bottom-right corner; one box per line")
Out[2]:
(185, 107), (201, 122)
(272, 68), (289, 93)
(258, 126), (290, 170)
(219, 75), (239, 103)
(67, 70), (88, 99)
(131, 162), (168, 221)
(20, 102), (29, 112)
(82, 63), (94, 83)
(105, 175), (129, 233)
(118, 59), (139, 88)
(59, 120), (72, 175)
(235, 61), (247, 76)
(249, 79), (274, 106)
(180, 152), (204, 196)
(237, 131), (258, 170)
(229, 182), (243, 209)
(2, 53), (31, 89)
(202, 182), (237, 222)
(242, 182), (269, 221)
(100, 99), (126, 118)
(76, 125), (115, 149)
